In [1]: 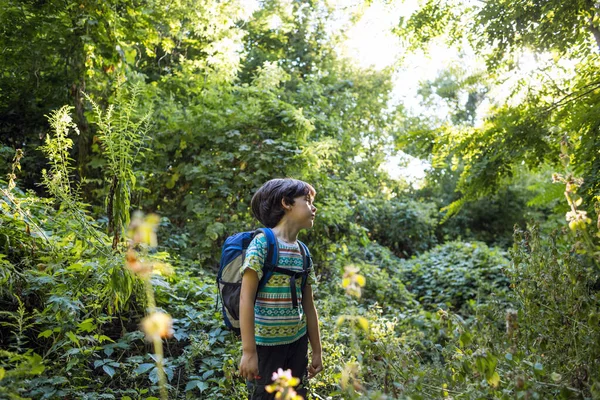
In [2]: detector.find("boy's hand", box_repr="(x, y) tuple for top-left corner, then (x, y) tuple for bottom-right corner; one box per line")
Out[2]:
(307, 352), (323, 379)
(239, 351), (260, 381)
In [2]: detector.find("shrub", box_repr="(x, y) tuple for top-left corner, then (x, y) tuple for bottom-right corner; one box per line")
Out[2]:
(355, 197), (438, 258)
(399, 241), (511, 315)
(508, 224), (600, 396)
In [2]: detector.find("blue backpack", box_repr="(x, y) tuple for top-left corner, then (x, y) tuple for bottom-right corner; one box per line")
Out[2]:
(217, 227), (312, 333)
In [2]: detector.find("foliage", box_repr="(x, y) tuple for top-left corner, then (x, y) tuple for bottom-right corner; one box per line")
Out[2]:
(398, 0), (600, 65)
(510, 224), (600, 396)
(3, 0), (600, 399)
(396, 0), (600, 219)
(86, 84), (151, 248)
(400, 241), (511, 316)
(355, 197), (438, 258)
(0, 0), (248, 179)
(0, 116), (242, 399)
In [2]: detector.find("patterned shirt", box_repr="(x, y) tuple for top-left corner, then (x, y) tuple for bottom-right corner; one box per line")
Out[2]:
(240, 233), (317, 346)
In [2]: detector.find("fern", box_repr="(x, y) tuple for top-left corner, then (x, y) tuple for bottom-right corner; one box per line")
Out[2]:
(0, 295), (36, 352)
(1, 149), (52, 249)
(526, 180), (564, 208)
(86, 84), (152, 249)
(39, 107), (110, 256)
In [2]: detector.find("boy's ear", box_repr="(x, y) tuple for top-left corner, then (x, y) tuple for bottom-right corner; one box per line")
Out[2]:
(281, 198), (292, 211)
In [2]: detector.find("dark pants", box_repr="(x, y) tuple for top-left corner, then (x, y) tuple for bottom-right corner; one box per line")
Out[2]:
(247, 334), (309, 400)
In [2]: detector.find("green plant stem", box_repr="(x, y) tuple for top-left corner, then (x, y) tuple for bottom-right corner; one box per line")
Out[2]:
(144, 277), (168, 400)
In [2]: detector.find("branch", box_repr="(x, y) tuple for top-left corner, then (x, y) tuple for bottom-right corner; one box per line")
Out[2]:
(542, 80), (600, 114)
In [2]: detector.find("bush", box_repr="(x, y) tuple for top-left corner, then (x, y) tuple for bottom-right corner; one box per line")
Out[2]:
(355, 197), (438, 258)
(508, 224), (600, 396)
(399, 241), (511, 315)
(0, 186), (245, 399)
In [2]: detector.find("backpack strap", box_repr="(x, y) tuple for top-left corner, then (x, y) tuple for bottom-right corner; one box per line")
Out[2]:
(272, 241), (311, 308)
(255, 227), (278, 292)
(272, 267), (305, 308)
(252, 231), (312, 309)
(298, 240), (312, 292)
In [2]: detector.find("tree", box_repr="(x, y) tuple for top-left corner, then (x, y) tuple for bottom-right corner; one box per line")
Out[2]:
(396, 0), (600, 217)
(0, 0), (247, 184)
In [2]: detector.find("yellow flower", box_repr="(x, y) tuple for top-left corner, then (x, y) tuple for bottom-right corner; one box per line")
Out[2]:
(265, 368), (303, 400)
(141, 312), (173, 341)
(341, 361), (362, 392)
(566, 210), (591, 231)
(152, 262), (174, 277)
(128, 212), (159, 247)
(342, 265), (366, 298)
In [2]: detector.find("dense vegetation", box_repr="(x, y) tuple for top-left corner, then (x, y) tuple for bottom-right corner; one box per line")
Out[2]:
(1, 0), (599, 399)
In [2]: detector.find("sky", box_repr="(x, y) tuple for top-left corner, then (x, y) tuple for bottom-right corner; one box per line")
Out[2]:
(340, 0), (451, 184)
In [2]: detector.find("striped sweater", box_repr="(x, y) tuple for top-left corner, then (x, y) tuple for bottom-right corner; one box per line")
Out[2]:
(240, 233), (317, 346)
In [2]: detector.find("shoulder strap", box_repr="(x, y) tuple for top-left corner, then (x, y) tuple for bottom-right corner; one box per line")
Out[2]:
(298, 240), (312, 291)
(255, 227), (278, 292)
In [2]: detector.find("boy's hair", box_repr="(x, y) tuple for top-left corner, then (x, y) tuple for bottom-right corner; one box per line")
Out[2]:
(251, 178), (316, 228)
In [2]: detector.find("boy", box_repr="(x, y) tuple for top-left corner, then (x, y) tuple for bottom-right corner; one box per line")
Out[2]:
(239, 178), (323, 399)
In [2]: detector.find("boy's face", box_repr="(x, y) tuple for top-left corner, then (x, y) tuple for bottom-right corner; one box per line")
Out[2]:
(286, 194), (317, 229)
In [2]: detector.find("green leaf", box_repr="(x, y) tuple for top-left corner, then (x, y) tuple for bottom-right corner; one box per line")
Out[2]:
(103, 365), (116, 377)
(29, 353), (45, 375)
(66, 331), (80, 346)
(149, 367), (159, 384)
(458, 331), (472, 347)
(185, 380), (200, 392)
(487, 371), (500, 388)
(38, 330), (53, 338)
(77, 318), (96, 333)
(125, 48), (137, 65)
(134, 363), (155, 375)
(95, 334), (114, 343)
(197, 381), (209, 392)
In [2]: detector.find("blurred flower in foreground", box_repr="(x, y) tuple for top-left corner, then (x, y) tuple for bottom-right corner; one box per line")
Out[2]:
(141, 311), (174, 342)
(125, 249), (152, 276)
(125, 250), (174, 278)
(552, 171), (591, 232)
(341, 361), (364, 392)
(336, 315), (369, 333)
(126, 211), (171, 400)
(342, 265), (366, 298)
(128, 211), (159, 247)
(152, 261), (174, 277)
(566, 210), (592, 231)
(265, 368), (303, 400)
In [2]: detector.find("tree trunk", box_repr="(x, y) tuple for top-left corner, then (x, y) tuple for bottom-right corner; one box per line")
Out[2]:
(588, 1), (600, 51)
(589, 22), (600, 52)
(72, 79), (91, 179)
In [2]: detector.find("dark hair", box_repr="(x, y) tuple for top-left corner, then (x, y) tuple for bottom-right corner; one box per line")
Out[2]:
(251, 178), (316, 228)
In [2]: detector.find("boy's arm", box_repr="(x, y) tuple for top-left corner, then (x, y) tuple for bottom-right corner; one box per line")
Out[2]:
(303, 283), (323, 378)
(239, 269), (259, 380)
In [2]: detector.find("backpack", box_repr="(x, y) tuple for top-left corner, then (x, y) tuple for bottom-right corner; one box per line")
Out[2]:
(217, 227), (312, 333)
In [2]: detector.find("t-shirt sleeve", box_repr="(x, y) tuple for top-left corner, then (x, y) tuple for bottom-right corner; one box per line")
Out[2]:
(240, 233), (267, 280)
